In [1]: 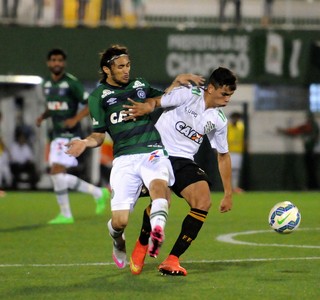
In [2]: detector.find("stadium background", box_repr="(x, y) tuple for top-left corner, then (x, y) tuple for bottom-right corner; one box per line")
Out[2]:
(0, 0), (320, 191)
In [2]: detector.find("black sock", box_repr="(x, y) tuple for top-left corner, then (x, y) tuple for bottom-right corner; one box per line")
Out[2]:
(170, 208), (208, 258)
(138, 204), (152, 245)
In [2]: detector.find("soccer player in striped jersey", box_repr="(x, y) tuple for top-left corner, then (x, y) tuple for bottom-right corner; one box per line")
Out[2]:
(36, 48), (110, 225)
(66, 45), (204, 270)
(124, 67), (236, 276)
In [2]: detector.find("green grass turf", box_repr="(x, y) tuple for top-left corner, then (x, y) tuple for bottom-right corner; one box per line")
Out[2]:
(0, 191), (319, 299)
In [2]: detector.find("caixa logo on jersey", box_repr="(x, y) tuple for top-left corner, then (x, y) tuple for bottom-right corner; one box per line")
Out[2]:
(175, 121), (203, 144)
(137, 89), (146, 99)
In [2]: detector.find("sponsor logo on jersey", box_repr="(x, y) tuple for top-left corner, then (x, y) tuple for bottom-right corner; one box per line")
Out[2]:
(47, 101), (69, 110)
(102, 89), (115, 98)
(185, 106), (198, 118)
(110, 111), (126, 124)
(204, 121), (215, 134)
(106, 97), (117, 105)
(137, 89), (146, 99)
(175, 121), (203, 144)
(133, 80), (145, 89)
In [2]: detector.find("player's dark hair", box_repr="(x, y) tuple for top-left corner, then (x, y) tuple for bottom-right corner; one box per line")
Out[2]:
(47, 48), (67, 60)
(99, 45), (129, 82)
(208, 67), (237, 91)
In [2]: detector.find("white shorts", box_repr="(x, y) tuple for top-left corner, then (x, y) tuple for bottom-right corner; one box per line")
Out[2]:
(110, 149), (175, 211)
(49, 137), (79, 168)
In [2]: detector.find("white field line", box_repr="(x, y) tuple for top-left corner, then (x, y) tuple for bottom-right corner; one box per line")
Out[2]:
(1, 257), (320, 268)
(216, 228), (320, 249)
(1, 228), (319, 268)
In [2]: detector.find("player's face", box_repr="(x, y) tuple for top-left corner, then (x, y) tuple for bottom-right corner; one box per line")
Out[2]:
(208, 84), (234, 108)
(106, 56), (131, 86)
(47, 55), (65, 76)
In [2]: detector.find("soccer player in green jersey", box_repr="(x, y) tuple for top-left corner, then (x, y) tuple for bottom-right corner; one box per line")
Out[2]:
(36, 48), (110, 225)
(66, 45), (204, 270)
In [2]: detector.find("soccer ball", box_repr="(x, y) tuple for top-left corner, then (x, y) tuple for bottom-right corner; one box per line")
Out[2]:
(268, 201), (301, 234)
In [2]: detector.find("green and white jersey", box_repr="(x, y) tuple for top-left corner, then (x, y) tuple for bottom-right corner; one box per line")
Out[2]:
(158, 86), (229, 160)
(89, 78), (164, 158)
(42, 72), (86, 139)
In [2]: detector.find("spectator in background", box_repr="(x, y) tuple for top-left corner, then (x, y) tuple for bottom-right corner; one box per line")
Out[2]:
(219, 0), (241, 25)
(54, 0), (63, 25)
(77, 0), (89, 27)
(261, 0), (274, 27)
(278, 111), (319, 190)
(2, 0), (20, 23)
(99, 0), (109, 26)
(132, 0), (146, 27)
(103, 0), (123, 27)
(0, 110), (12, 189)
(227, 111), (245, 193)
(34, 0), (44, 25)
(9, 130), (39, 190)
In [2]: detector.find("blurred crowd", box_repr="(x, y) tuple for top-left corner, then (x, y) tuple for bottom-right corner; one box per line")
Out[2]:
(0, 0), (147, 28)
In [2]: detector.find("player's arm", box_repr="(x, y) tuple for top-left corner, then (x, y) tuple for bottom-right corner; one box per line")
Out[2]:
(65, 132), (105, 157)
(36, 108), (50, 127)
(217, 152), (233, 213)
(122, 97), (161, 120)
(165, 73), (205, 93)
(63, 105), (90, 129)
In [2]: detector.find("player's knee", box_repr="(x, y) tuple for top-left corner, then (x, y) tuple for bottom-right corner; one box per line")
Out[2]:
(189, 196), (212, 211)
(148, 179), (167, 198)
(111, 214), (129, 230)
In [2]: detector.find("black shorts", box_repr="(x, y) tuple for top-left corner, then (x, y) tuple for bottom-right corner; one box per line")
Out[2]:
(169, 156), (211, 198)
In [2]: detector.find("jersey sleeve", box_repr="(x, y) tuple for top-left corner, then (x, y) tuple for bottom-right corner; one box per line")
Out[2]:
(207, 109), (229, 153)
(70, 78), (87, 104)
(160, 86), (191, 108)
(88, 93), (106, 133)
(148, 85), (164, 98)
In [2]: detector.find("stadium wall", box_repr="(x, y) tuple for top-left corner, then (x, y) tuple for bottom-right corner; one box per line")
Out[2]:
(0, 26), (319, 190)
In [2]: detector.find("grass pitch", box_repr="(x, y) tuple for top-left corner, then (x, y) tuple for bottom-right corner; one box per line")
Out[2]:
(0, 191), (319, 299)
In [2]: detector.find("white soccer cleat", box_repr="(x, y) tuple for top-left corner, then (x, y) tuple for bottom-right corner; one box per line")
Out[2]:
(112, 234), (127, 268)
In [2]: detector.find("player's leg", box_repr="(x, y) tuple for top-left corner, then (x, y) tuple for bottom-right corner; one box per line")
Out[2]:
(130, 203), (151, 274)
(107, 210), (129, 269)
(140, 151), (174, 258)
(130, 151), (174, 274)
(159, 159), (211, 276)
(49, 163), (74, 224)
(230, 152), (244, 193)
(108, 155), (143, 268)
(63, 173), (110, 214)
(49, 137), (110, 220)
(159, 180), (211, 276)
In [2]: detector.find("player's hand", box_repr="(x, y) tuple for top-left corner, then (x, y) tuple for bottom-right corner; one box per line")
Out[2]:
(219, 195), (233, 213)
(65, 139), (87, 157)
(174, 73), (205, 87)
(122, 98), (154, 120)
(35, 116), (43, 127)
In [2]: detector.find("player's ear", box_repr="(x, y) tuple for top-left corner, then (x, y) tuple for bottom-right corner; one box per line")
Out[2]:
(207, 83), (215, 94)
(102, 65), (110, 75)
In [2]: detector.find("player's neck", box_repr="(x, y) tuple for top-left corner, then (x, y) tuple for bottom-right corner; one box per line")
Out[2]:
(51, 72), (64, 82)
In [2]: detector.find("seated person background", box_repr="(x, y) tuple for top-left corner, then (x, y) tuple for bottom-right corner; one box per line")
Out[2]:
(10, 130), (39, 190)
